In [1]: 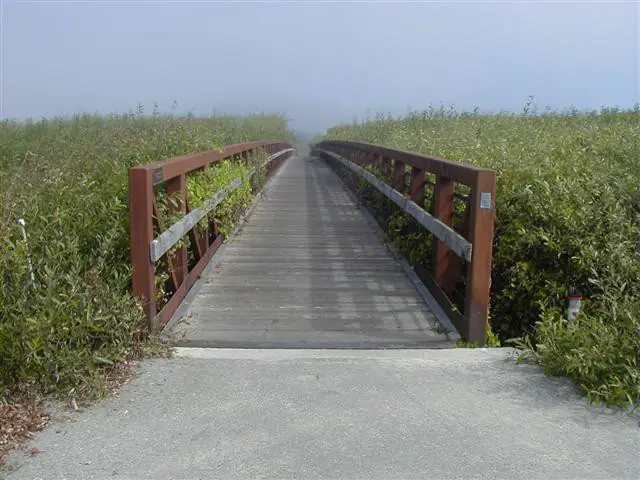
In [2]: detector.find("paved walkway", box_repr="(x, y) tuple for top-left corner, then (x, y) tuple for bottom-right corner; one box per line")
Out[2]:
(6, 155), (638, 479)
(166, 156), (452, 348)
(5, 348), (639, 479)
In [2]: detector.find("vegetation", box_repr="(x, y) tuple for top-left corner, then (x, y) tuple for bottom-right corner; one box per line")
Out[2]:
(153, 151), (273, 308)
(317, 101), (640, 406)
(0, 109), (292, 401)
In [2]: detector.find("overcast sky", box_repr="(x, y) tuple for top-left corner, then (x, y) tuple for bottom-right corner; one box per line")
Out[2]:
(2, 1), (638, 133)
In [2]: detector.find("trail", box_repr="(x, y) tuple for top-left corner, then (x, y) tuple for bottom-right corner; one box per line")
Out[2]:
(4, 348), (639, 479)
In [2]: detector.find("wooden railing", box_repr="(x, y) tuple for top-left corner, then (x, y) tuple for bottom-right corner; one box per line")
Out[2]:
(312, 140), (496, 344)
(129, 140), (295, 330)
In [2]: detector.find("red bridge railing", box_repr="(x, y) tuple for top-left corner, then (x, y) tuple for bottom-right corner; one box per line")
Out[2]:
(313, 140), (496, 344)
(129, 140), (295, 330)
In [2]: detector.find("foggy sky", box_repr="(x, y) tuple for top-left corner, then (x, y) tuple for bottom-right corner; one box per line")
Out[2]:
(2, 1), (638, 133)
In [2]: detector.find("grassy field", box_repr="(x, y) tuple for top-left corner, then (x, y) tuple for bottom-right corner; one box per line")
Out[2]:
(1, 103), (638, 412)
(318, 103), (640, 406)
(0, 111), (294, 402)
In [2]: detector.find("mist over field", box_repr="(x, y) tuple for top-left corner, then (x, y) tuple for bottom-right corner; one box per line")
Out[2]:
(2, 1), (638, 132)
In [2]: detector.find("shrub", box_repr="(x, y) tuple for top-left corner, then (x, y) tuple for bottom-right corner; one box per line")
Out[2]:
(0, 111), (292, 399)
(318, 103), (640, 406)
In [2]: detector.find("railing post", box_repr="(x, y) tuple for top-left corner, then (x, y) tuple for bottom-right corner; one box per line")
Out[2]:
(166, 174), (187, 290)
(432, 176), (455, 286)
(464, 170), (496, 344)
(393, 161), (405, 193)
(409, 167), (425, 206)
(381, 156), (392, 183)
(129, 167), (156, 325)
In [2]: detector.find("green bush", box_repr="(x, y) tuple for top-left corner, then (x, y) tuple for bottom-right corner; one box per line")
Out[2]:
(154, 152), (272, 306)
(318, 103), (640, 406)
(0, 111), (292, 399)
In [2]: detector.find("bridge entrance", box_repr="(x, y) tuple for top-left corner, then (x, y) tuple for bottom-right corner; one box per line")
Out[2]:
(164, 156), (454, 349)
(129, 140), (495, 347)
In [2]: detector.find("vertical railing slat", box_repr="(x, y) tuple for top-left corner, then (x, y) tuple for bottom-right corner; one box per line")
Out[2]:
(409, 167), (425, 206)
(129, 141), (294, 331)
(315, 140), (496, 345)
(393, 160), (405, 193)
(166, 174), (187, 291)
(432, 176), (455, 287)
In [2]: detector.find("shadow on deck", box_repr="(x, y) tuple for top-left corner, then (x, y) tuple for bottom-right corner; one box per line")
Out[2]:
(163, 156), (456, 349)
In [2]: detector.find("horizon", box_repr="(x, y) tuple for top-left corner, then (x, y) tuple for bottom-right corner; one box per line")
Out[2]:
(3, 99), (638, 136)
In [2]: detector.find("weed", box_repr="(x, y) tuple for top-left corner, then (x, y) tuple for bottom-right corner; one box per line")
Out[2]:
(0, 111), (293, 400)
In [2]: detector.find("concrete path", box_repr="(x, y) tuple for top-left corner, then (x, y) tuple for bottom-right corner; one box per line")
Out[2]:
(167, 156), (452, 349)
(5, 348), (639, 479)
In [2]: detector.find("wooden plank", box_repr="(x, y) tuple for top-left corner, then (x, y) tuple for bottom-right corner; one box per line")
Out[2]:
(167, 156), (452, 348)
(464, 170), (496, 344)
(316, 140), (491, 186)
(185, 197), (206, 262)
(149, 141), (288, 185)
(393, 161), (405, 193)
(414, 265), (468, 336)
(441, 206), (469, 296)
(432, 176), (455, 286)
(149, 148), (294, 262)
(154, 233), (225, 330)
(129, 167), (156, 322)
(317, 148), (473, 262)
(409, 167), (425, 207)
(166, 174), (187, 290)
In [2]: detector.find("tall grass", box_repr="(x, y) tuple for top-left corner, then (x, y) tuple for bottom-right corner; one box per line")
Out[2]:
(0, 111), (292, 399)
(319, 103), (640, 406)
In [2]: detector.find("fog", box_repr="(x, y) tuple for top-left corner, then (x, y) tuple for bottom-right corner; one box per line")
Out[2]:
(2, 1), (638, 135)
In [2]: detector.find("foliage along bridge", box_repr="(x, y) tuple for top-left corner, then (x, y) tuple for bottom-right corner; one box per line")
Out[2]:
(128, 139), (496, 347)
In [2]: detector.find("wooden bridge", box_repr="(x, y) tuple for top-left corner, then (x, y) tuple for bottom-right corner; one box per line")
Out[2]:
(129, 140), (496, 347)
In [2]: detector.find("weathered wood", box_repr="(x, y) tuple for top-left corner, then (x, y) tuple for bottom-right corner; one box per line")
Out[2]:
(185, 197), (207, 262)
(441, 207), (470, 296)
(432, 176), (455, 286)
(149, 148), (294, 262)
(317, 148), (473, 262)
(315, 139), (492, 186)
(393, 161), (406, 193)
(166, 174), (187, 289)
(150, 179), (241, 262)
(129, 167), (156, 322)
(167, 156), (453, 348)
(155, 234), (225, 329)
(409, 167), (425, 207)
(149, 141), (290, 185)
(464, 170), (496, 344)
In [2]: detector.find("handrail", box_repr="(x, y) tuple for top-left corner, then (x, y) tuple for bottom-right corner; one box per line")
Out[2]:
(319, 149), (472, 262)
(129, 140), (296, 330)
(149, 148), (294, 262)
(312, 140), (496, 344)
(319, 140), (492, 185)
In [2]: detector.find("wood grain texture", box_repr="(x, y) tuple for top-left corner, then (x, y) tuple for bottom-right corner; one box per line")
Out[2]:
(167, 156), (452, 348)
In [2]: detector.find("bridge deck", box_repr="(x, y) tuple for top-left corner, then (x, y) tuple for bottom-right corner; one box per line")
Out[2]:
(166, 156), (453, 348)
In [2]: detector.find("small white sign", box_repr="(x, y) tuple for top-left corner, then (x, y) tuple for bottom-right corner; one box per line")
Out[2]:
(153, 167), (163, 185)
(480, 192), (491, 209)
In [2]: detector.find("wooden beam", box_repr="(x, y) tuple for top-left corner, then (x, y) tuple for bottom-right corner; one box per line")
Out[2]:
(318, 148), (472, 262)
(149, 148), (294, 262)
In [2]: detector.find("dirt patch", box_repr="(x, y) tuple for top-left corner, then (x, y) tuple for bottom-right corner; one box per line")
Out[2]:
(0, 357), (146, 472)
(0, 398), (50, 468)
